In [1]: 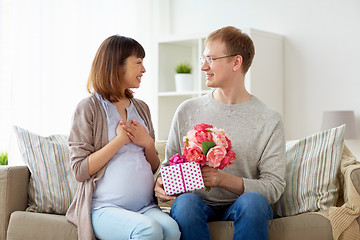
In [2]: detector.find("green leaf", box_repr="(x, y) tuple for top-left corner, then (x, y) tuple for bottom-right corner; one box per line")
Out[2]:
(0, 152), (8, 165)
(175, 62), (192, 73)
(202, 141), (216, 155)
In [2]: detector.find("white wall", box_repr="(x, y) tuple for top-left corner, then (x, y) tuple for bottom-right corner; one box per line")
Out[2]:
(1, 0), (360, 163)
(157, 0), (360, 140)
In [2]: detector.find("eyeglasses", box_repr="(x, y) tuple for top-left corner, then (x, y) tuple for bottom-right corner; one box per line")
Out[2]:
(200, 54), (238, 65)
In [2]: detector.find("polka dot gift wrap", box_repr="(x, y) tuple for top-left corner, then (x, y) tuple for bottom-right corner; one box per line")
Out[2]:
(160, 162), (205, 195)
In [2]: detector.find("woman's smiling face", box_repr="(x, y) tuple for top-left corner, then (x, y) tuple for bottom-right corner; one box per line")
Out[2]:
(121, 55), (146, 90)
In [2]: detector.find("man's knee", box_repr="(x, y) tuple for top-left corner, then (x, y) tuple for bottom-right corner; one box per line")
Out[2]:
(171, 193), (202, 212)
(170, 193), (207, 222)
(238, 192), (268, 206)
(234, 192), (272, 218)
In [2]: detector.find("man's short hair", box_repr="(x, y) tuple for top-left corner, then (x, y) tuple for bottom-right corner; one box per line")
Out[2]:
(206, 26), (255, 73)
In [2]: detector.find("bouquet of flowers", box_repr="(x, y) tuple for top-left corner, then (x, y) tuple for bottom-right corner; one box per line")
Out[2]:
(169, 123), (236, 191)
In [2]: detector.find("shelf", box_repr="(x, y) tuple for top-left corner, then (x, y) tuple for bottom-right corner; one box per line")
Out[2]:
(158, 90), (212, 97)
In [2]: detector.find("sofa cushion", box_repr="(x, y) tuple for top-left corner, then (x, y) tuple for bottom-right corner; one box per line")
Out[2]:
(269, 212), (332, 240)
(275, 125), (345, 217)
(6, 211), (333, 240)
(14, 126), (77, 214)
(7, 211), (77, 240)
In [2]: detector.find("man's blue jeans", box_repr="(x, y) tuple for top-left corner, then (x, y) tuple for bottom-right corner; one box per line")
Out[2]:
(170, 192), (273, 240)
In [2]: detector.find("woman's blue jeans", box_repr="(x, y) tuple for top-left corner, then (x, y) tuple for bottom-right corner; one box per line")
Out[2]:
(91, 206), (180, 240)
(170, 192), (273, 240)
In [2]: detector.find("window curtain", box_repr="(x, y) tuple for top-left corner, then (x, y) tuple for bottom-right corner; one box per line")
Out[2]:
(0, 0), (151, 165)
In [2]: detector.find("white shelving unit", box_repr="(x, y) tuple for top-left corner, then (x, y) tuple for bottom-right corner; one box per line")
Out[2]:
(244, 29), (284, 118)
(156, 29), (284, 140)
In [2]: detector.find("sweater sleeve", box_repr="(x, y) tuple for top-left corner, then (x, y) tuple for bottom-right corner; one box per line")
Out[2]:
(242, 117), (286, 204)
(68, 97), (97, 182)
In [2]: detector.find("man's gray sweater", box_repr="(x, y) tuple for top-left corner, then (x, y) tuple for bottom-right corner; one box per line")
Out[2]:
(162, 92), (286, 205)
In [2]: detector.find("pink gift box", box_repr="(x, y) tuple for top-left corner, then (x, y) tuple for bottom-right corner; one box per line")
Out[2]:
(160, 162), (205, 195)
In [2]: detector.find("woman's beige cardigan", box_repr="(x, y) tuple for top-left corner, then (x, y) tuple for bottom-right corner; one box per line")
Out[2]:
(65, 94), (156, 240)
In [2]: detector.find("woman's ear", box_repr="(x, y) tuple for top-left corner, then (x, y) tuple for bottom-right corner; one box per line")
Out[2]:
(233, 55), (243, 72)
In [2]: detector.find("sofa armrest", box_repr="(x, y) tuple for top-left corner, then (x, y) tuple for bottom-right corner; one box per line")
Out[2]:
(0, 165), (30, 240)
(351, 168), (360, 197)
(351, 168), (360, 226)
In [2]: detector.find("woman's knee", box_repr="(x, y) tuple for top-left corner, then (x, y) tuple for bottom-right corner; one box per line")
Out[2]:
(133, 218), (163, 240)
(163, 219), (181, 240)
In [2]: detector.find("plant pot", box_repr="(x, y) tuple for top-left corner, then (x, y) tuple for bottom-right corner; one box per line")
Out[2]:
(175, 73), (193, 92)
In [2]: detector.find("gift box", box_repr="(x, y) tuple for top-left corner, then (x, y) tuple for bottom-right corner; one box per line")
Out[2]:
(160, 162), (205, 195)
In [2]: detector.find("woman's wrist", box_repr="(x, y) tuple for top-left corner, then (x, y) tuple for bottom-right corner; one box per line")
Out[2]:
(113, 134), (129, 147)
(143, 138), (155, 151)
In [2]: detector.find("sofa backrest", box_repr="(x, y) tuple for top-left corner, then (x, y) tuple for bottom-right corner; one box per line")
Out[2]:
(154, 140), (360, 212)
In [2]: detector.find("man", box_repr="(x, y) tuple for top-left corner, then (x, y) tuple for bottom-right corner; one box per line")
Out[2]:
(155, 26), (286, 240)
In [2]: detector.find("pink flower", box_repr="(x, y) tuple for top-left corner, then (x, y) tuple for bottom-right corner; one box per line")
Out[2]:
(183, 129), (197, 146)
(206, 146), (227, 168)
(218, 150), (236, 170)
(185, 146), (206, 166)
(195, 130), (213, 143)
(194, 123), (213, 131)
(169, 153), (187, 165)
(182, 145), (188, 156)
(175, 123), (236, 176)
(183, 129), (202, 149)
(212, 128), (228, 148)
(225, 136), (233, 152)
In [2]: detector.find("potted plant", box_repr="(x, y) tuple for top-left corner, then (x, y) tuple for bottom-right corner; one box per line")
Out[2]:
(175, 62), (193, 92)
(0, 152), (8, 165)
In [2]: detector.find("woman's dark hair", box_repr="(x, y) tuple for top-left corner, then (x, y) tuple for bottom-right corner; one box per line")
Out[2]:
(87, 35), (145, 101)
